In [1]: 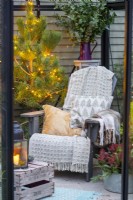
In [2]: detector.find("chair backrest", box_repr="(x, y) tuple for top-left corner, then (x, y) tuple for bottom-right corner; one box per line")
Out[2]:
(63, 66), (116, 111)
(112, 75), (117, 95)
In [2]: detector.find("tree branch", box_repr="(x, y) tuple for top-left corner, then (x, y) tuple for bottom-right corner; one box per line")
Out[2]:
(14, 58), (30, 76)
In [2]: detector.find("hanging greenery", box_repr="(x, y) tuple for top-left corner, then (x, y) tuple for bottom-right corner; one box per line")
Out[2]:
(51, 0), (116, 43)
(14, 0), (68, 109)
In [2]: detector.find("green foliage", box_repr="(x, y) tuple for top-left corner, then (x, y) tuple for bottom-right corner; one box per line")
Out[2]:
(113, 63), (124, 117)
(41, 30), (61, 53)
(51, 0), (116, 43)
(14, 0), (68, 109)
(113, 63), (124, 97)
(92, 143), (133, 181)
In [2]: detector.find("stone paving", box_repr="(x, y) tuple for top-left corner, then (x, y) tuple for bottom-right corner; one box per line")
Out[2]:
(53, 170), (133, 200)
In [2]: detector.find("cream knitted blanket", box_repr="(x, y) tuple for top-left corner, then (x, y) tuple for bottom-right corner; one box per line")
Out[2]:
(29, 133), (90, 173)
(63, 66), (114, 110)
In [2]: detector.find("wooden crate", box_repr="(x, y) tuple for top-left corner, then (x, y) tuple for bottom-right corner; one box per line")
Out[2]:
(14, 161), (54, 200)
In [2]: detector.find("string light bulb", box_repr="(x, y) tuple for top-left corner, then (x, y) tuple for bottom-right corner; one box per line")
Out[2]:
(38, 94), (42, 98)
(28, 1), (33, 6)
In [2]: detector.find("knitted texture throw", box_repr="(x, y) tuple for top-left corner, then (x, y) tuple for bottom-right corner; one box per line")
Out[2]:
(63, 66), (114, 110)
(29, 133), (90, 173)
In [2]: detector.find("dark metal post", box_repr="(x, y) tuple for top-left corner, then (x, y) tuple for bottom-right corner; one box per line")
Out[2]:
(1, 0), (14, 199)
(36, 0), (40, 18)
(122, 0), (132, 199)
(101, 29), (109, 69)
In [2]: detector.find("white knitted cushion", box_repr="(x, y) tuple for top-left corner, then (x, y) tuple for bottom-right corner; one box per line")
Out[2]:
(70, 96), (113, 128)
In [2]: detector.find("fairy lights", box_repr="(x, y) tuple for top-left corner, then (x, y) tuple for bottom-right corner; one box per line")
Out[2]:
(14, 0), (68, 108)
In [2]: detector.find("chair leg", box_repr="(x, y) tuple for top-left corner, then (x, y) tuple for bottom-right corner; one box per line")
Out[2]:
(86, 142), (93, 182)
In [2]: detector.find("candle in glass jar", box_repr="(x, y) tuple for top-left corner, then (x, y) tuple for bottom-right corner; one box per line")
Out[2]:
(14, 154), (20, 166)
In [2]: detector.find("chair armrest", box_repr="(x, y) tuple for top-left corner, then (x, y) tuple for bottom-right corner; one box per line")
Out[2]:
(20, 110), (44, 118)
(85, 119), (100, 143)
(20, 110), (44, 136)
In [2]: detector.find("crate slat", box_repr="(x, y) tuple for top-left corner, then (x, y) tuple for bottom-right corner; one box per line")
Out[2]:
(14, 162), (54, 187)
(14, 181), (54, 200)
(14, 162), (54, 200)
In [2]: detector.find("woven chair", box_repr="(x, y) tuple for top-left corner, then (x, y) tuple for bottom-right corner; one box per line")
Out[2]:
(21, 66), (119, 181)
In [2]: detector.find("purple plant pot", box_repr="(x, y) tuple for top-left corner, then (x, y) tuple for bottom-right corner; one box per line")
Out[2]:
(80, 43), (92, 60)
(79, 42), (97, 60)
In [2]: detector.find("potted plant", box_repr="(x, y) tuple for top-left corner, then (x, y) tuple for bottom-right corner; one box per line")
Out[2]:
(52, 0), (116, 60)
(14, 0), (68, 109)
(92, 143), (133, 193)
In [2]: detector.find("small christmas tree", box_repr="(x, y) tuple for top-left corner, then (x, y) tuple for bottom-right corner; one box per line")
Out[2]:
(14, 0), (68, 109)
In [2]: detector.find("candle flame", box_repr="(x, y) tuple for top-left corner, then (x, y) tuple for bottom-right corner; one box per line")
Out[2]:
(14, 154), (20, 166)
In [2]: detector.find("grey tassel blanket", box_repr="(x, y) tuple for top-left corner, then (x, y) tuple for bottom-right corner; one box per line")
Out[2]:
(29, 133), (90, 173)
(91, 109), (121, 146)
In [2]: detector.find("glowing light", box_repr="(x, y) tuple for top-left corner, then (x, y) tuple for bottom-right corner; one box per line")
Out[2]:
(14, 154), (20, 166)
(19, 52), (24, 57)
(43, 52), (50, 57)
(28, 1), (33, 6)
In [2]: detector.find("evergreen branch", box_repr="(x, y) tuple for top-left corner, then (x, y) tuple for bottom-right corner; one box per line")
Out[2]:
(19, 66), (30, 76)
(29, 60), (33, 73)
(14, 58), (30, 76)
(26, 64), (31, 73)
(46, 88), (66, 97)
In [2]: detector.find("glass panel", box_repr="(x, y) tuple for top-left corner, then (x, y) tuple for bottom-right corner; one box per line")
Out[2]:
(129, 80), (133, 198)
(14, 0), (128, 199)
(13, 140), (28, 169)
(0, 1), (2, 198)
(110, 9), (125, 115)
(128, 1), (133, 198)
(109, 8), (125, 198)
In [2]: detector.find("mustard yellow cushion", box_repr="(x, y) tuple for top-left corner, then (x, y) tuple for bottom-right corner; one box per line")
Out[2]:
(42, 105), (81, 136)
